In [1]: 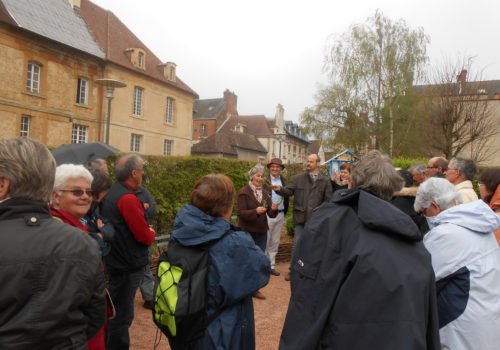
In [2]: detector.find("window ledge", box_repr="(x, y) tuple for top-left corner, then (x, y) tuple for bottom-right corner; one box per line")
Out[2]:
(23, 91), (46, 99)
(75, 103), (91, 109)
(130, 114), (145, 120)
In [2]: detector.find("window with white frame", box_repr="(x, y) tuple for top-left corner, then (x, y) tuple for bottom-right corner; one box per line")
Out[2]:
(26, 62), (41, 93)
(130, 133), (142, 152)
(133, 86), (143, 116)
(169, 66), (175, 81)
(72, 124), (88, 144)
(200, 124), (206, 137)
(20, 115), (31, 137)
(138, 52), (144, 69)
(166, 97), (174, 124)
(163, 139), (173, 156)
(76, 77), (89, 104)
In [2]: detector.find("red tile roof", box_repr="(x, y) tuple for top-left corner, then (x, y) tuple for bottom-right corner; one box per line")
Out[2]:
(79, 0), (197, 97)
(191, 130), (267, 155)
(221, 115), (273, 136)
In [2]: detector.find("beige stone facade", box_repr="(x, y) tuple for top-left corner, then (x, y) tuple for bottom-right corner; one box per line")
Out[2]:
(0, 22), (104, 146)
(100, 64), (194, 156)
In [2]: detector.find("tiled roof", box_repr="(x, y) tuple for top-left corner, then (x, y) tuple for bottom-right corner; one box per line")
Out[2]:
(415, 80), (500, 99)
(221, 115), (273, 136)
(192, 130), (267, 155)
(193, 98), (225, 120)
(1, 0), (104, 58)
(79, 0), (197, 97)
(308, 140), (321, 154)
(284, 121), (308, 142)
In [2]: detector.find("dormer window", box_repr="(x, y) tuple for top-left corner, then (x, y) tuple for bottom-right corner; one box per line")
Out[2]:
(138, 52), (144, 69)
(166, 62), (176, 82)
(125, 48), (146, 70)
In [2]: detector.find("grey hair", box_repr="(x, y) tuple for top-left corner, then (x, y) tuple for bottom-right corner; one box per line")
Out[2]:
(88, 158), (106, 171)
(450, 157), (477, 181)
(409, 162), (426, 174)
(53, 164), (93, 192)
(0, 137), (56, 201)
(248, 164), (265, 180)
(350, 150), (404, 201)
(414, 177), (464, 213)
(115, 154), (143, 182)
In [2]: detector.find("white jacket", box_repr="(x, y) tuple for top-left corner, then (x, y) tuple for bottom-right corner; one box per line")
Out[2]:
(424, 200), (500, 350)
(455, 180), (478, 203)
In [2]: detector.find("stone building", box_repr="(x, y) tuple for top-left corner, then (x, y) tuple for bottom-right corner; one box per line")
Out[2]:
(0, 0), (105, 145)
(78, 0), (197, 155)
(0, 0), (197, 156)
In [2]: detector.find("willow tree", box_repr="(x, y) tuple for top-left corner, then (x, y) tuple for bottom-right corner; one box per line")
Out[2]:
(303, 10), (429, 156)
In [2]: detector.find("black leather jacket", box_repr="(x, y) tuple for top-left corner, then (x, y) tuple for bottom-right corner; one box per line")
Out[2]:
(0, 198), (106, 350)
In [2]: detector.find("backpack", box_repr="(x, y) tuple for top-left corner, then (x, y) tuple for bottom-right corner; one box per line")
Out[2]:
(152, 229), (233, 345)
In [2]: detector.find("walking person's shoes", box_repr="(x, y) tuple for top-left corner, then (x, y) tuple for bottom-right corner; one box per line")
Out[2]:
(270, 268), (280, 276)
(143, 300), (154, 310)
(285, 272), (291, 281)
(252, 291), (266, 300)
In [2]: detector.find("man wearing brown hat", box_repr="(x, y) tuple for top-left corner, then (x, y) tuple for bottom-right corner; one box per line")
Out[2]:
(264, 158), (289, 276)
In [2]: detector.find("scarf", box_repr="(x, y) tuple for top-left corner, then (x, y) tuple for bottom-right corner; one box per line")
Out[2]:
(248, 181), (263, 204)
(334, 174), (350, 187)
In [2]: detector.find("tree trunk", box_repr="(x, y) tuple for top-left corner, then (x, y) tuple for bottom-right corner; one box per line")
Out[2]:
(389, 105), (394, 157)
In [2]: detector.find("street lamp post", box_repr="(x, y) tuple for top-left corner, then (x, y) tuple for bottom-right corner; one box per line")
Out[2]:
(94, 78), (126, 145)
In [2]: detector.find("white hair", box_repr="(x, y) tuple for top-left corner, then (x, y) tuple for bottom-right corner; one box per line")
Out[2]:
(414, 177), (463, 212)
(53, 164), (93, 191)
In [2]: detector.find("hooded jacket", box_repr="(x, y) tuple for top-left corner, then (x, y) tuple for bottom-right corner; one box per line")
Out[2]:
(280, 189), (440, 350)
(424, 200), (500, 350)
(169, 205), (270, 350)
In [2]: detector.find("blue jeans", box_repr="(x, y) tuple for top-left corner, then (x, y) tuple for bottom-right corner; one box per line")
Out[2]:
(106, 268), (144, 350)
(250, 231), (268, 252)
(289, 224), (304, 272)
(139, 245), (154, 301)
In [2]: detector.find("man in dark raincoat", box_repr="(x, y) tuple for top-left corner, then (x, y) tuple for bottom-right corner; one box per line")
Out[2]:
(280, 151), (440, 350)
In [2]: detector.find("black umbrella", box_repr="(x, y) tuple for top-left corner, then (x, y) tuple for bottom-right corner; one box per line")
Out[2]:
(51, 142), (120, 165)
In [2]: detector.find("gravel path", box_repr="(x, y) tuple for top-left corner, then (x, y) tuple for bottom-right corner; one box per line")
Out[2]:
(129, 261), (291, 350)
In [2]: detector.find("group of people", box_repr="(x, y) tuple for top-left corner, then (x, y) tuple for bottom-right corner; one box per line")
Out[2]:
(1, 136), (500, 350)
(0, 138), (159, 350)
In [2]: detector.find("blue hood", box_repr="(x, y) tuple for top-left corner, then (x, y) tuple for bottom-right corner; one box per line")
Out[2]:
(427, 200), (500, 234)
(171, 204), (231, 246)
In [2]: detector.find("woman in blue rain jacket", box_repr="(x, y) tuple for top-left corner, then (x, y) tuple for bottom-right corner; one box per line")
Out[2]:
(167, 174), (270, 350)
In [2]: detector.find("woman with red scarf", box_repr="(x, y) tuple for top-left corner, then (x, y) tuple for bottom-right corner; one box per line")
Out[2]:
(50, 164), (107, 350)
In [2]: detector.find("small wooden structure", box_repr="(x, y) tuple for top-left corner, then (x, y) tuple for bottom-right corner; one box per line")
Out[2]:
(322, 149), (359, 177)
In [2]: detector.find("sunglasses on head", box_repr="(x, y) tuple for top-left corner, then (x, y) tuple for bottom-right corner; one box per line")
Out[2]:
(59, 189), (93, 197)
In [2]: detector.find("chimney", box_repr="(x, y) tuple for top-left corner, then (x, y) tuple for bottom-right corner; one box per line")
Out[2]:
(223, 89), (238, 114)
(275, 104), (284, 132)
(457, 69), (467, 84)
(68, 0), (81, 9)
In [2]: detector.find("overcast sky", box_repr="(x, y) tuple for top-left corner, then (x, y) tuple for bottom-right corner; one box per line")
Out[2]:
(90, 0), (500, 124)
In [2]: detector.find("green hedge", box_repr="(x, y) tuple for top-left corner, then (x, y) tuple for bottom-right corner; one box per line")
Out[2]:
(101, 155), (432, 237)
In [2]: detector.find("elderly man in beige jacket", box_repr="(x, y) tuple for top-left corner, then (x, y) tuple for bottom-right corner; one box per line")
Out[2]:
(445, 157), (479, 203)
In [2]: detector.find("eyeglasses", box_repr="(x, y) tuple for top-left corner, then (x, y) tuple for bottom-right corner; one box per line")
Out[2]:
(426, 166), (437, 169)
(420, 207), (428, 216)
(59, 189), (93, 197)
